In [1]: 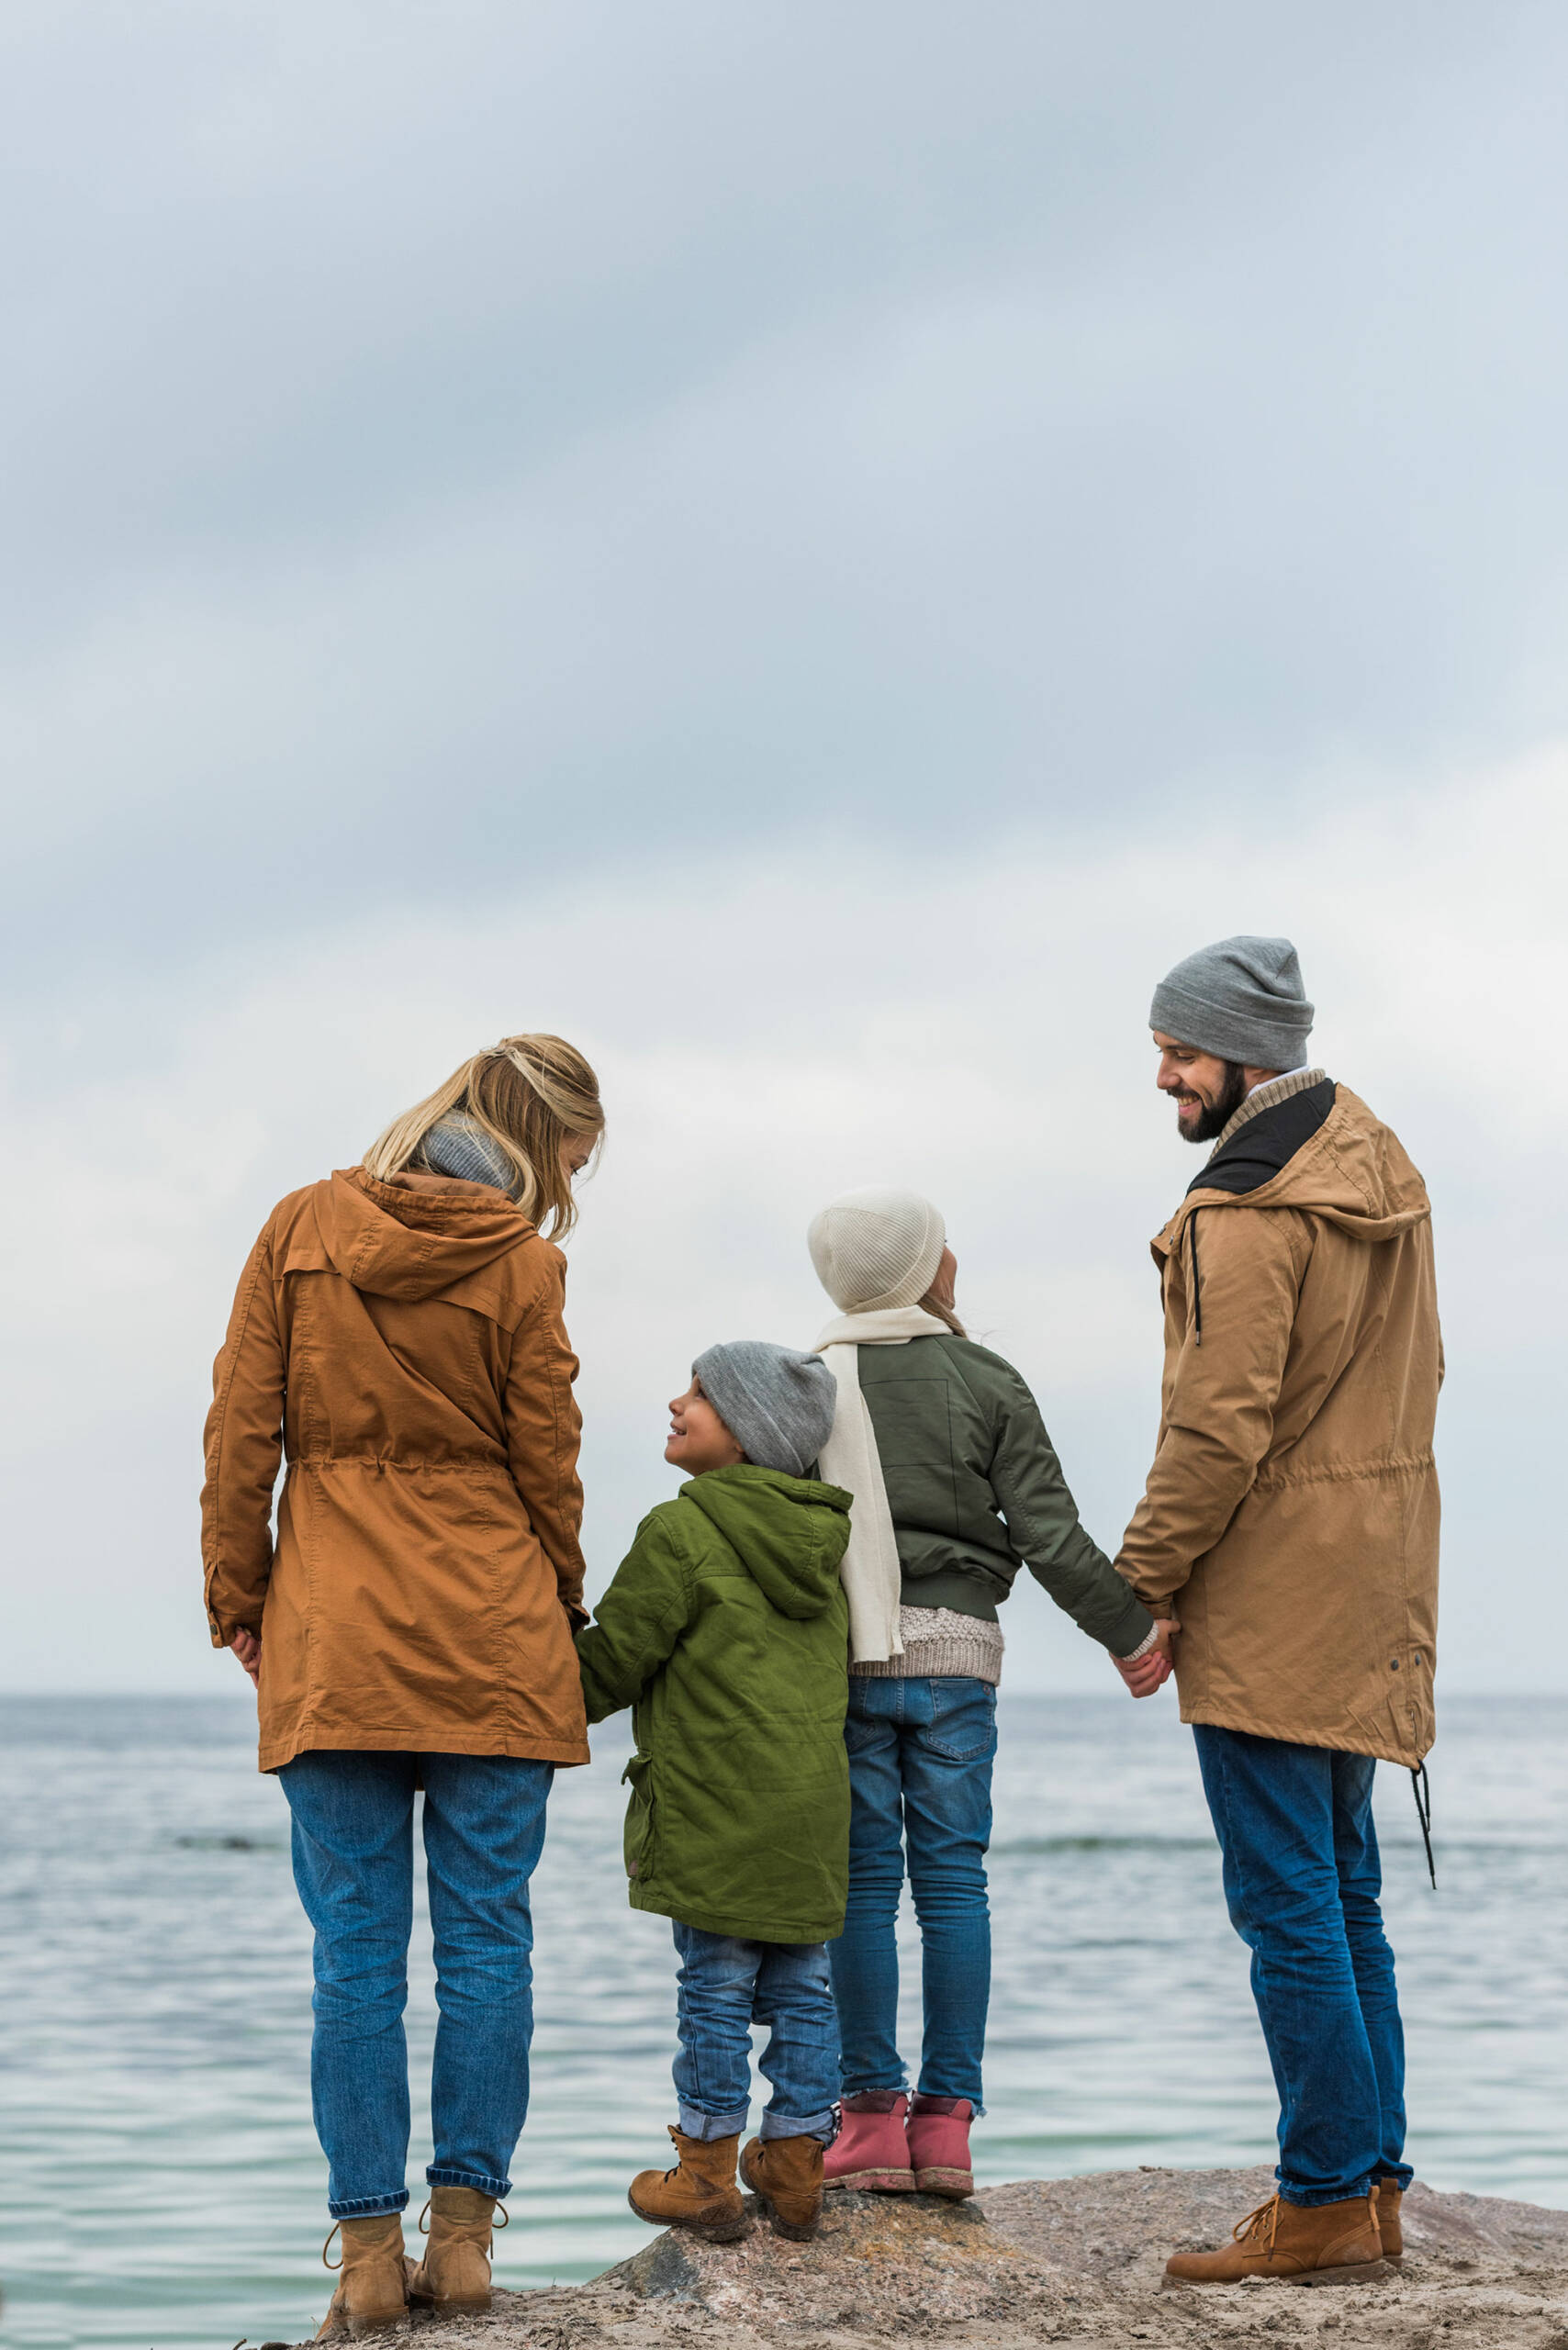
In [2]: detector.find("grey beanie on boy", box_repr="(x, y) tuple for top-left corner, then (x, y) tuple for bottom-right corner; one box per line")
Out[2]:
(692, 1341), (838, 1479)
(1149, 935), (1315, 1070)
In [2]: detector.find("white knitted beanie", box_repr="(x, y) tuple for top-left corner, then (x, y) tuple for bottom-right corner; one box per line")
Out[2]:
(807, 1187), (947, 1314)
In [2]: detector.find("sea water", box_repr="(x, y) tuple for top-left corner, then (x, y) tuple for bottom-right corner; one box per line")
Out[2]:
(1, 1692), (1563, 2348)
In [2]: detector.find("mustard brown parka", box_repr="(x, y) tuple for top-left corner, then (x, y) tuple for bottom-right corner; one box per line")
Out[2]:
(200, 1167), (590, 1773)
(1115, 1080), (1441, 1766)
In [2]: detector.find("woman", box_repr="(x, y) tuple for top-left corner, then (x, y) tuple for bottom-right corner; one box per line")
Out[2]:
(805, 1188), (1174, 2201)
(200, 1035), (603, 2336)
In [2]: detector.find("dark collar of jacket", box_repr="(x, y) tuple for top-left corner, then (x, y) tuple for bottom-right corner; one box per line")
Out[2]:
(1186, 1077), (1338, 1199)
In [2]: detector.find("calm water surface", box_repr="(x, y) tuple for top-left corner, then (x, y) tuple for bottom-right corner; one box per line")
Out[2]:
(1, 1692), (1563, 2347)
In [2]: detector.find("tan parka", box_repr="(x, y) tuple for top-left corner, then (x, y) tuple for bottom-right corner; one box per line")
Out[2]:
(1116, 1083), (1440, 1766)
(201, 1167), (590, 1773)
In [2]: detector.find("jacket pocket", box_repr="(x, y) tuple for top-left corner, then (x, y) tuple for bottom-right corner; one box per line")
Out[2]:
(622, 1751), (655, 1882)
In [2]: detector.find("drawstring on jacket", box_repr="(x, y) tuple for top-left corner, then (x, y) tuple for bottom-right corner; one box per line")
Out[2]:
(1411, 1762), (1436, 1888)
(1188, 1211), (1204, 1346)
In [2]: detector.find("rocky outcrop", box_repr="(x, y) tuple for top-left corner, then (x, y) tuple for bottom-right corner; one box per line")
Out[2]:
(283, 2168), (1568, 2348)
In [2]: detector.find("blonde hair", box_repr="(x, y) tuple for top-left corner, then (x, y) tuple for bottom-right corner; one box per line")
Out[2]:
(364, 1035), (604, 1238)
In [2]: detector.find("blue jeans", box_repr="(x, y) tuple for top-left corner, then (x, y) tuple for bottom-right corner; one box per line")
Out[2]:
(672, 1925), (839, 2143)
(279, 1750), (553, 2217)
(1193, 1726), (1414, 2207)
(830, 1675), (996, 2110)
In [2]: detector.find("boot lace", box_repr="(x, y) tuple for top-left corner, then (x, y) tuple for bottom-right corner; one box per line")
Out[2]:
(322, 2212), (413, 2269)
(416, 2196), (507, 2242)
(1232, 2198), (1281, 2254)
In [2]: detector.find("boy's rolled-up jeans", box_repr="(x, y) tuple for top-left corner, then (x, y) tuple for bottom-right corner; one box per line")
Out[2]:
(672, 1924), (839, 2143)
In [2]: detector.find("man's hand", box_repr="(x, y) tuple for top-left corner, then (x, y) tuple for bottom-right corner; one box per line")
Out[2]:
(1114, 1618), (1179, 1699)
(229, 1628), (262, 1687)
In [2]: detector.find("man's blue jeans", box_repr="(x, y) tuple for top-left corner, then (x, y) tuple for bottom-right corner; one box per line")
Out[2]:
(829, 1675), (996, 2109)
(278, 1750), (553, 2217)
(672, 1925), (839, 2143)
(1193, 1725), (1414, 2207)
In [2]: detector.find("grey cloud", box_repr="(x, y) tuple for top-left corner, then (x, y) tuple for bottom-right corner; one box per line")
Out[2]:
(4, 0), (1568, 982)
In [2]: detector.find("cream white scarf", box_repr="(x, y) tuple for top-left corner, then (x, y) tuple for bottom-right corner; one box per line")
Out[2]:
(812, 1306), (950, 1665)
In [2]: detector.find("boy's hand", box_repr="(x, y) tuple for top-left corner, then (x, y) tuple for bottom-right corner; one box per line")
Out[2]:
(229, 1628), (262, 1687)
(1114, 1618), (1178, 1699)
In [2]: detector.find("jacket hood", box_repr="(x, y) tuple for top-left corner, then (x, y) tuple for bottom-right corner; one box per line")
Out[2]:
(314, 1167), (536, 1300)
(1160, 1085), (1431, 1254)
(680, 1466), (852, 1619)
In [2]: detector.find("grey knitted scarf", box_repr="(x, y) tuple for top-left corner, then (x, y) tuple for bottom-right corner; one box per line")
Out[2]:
(411, 1113), (521, 1199)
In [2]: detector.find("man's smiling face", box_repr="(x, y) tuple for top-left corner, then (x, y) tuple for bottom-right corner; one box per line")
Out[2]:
(1153, 1031), (1249, 1145)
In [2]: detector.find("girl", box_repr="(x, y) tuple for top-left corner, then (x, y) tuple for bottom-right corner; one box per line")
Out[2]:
(806, 1187), (1173, 2199)
(200, 1035), (602, 2336)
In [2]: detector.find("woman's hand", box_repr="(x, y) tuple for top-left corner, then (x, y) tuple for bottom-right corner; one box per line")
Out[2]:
(1114, 1618), (1179, 1699)
(229, 1628), (263, 1687)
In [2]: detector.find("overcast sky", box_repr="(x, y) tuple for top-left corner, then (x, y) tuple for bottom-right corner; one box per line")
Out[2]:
(4, 2), (1565, 1703)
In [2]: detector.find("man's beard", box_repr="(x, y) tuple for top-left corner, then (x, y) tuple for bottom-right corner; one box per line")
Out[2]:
(1180, 1061), (1248, 1144)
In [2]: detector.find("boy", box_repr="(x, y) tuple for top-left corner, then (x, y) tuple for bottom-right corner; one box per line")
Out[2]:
(576, 1341), (850, 2243)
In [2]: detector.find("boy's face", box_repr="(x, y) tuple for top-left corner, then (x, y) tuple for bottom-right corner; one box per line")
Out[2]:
(666, 1378), (745, 1476)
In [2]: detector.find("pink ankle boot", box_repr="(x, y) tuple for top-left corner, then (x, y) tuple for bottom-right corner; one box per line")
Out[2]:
(906, 2095), (974, 2198)
(823, 2092), (915, 2192)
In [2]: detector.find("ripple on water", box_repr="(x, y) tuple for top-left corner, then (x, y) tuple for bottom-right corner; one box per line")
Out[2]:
(0, 1692), (1562, 2345)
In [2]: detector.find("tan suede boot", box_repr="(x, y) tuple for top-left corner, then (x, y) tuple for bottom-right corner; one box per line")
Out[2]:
(740, 2134), (824, 2242)
(408, 2186), (502, 2314)
(628, 2127), (750, 2242)
(314, 2213), (409, 2339)
(1164, 2192), (1387, 2288)
(1375, 2181), (1405, 2262)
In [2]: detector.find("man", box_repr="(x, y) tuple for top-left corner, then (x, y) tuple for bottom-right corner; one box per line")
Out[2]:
(1116, 935), (1440, 2288)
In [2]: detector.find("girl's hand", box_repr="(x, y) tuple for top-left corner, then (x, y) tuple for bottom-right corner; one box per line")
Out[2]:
(229, 1628), (263, 1687)
(1114, 1618), (1178, 1699)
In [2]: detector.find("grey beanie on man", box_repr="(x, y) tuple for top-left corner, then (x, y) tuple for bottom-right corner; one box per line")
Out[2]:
(1149, 935), (1315, 1071)
(691, 1341), (838, 1479)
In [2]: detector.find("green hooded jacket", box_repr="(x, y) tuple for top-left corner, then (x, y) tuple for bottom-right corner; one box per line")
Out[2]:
(575, 1464), (853, 1944)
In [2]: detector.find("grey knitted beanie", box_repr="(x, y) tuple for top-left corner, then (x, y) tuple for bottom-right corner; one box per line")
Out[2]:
(691, 1341), (838, 1479)
(1149, 935), (1315, 1070)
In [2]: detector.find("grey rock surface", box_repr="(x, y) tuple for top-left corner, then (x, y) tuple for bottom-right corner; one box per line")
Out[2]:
(284, 2168), (1568, 2348)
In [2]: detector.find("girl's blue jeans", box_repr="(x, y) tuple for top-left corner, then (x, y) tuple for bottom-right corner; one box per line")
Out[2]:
(829, 1675), (996, 2110)
(278, 1750), (553, 2218)
(1193, 1725), (1413, 2206)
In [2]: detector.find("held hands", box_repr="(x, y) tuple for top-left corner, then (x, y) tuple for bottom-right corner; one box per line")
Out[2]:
(229, 1628), (262, 1688)
(1114, 1618), (1178, 1700)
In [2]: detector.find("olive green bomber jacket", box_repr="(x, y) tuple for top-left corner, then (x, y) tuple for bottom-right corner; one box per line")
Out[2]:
(858, 1335), (1152, 1657)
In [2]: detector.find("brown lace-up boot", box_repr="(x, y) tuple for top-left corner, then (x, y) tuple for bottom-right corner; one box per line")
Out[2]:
(1375, 2180), (1405, 2262)
(408, 2185), (503, 2313)
(1164, 2191), (1387, 2288)
(314, 2213), (409, 2339)
(628, 2127), (750, 2242)
(740, 2134), (825, 2241)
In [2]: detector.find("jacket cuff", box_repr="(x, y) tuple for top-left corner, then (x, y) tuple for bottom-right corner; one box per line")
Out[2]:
(207, 1610), (261, 1650)
(1105, 1593), (1156, 1658)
